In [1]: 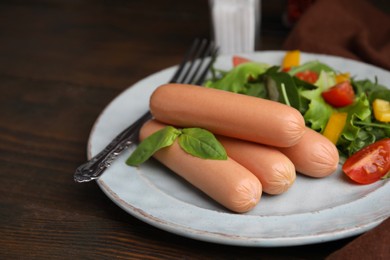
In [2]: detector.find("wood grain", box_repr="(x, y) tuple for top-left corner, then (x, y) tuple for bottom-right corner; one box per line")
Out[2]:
(0, 0), (361, 258)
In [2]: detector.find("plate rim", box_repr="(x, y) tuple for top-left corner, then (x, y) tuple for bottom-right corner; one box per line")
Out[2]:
(89, 50), (390, 247)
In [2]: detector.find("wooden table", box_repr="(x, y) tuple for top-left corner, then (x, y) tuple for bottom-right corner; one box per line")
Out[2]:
(0, 1), (385, 258)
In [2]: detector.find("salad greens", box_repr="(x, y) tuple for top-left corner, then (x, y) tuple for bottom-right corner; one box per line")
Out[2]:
(205, 59), (390, 159)
(205, 62), (269, 97)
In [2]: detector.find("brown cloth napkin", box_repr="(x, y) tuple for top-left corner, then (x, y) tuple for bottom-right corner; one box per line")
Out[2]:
(283, 0), (390, 71)
(283, 0), (389, 258)
(327, 218), (390, 259)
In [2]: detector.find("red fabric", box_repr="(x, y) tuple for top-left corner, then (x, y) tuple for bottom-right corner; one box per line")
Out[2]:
(283, 0), (390, 70)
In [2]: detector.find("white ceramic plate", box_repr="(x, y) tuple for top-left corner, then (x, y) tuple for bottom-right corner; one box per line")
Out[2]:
(90, 51), (390, 247)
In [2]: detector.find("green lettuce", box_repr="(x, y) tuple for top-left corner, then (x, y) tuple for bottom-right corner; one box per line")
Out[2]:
(204, 58), (390, 158)
(288, 60), (334, 75)
(204, 62), (269, 96)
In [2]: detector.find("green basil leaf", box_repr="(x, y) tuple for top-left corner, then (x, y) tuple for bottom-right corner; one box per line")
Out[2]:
(178, 128), (227, 160)
(126, 126), (181, 166)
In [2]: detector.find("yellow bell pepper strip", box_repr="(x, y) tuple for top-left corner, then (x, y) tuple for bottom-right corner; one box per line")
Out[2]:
(373, 99), (390, 122)
(282, 50), (300, 71)
(323, 112), (348, 144)
(335, 72), (350, 84)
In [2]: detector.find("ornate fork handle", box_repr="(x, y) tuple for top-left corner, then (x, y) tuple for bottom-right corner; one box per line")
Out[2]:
(74, 111), (152, 182)
(74, 39), (218, 183)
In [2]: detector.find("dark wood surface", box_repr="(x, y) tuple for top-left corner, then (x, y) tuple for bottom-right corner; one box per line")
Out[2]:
(0, 0), (382, 259)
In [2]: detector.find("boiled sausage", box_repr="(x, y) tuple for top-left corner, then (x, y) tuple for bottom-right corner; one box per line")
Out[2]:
(150, 83), (306, 147)
(217, 135), (296, 195)
(139, 119), (262, 213)
(277, 128), (339, 177)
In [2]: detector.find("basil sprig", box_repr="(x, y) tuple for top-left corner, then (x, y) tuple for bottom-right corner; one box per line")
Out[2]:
(126, 126), (227, 166)
(126, 126), (181, 166)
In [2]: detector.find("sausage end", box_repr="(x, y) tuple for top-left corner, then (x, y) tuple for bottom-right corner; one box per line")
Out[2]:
(265, 161), (296, 195)
(227, 177), (262, 213)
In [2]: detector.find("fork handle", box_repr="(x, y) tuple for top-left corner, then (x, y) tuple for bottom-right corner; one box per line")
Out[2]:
(74, 111), (152, 182)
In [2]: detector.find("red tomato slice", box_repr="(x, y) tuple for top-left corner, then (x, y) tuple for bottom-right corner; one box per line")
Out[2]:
(342, 138), (390, 184)
(295, 70), (318, 84)
(322, 81), (355, 107)
(232, 56), (251, 67)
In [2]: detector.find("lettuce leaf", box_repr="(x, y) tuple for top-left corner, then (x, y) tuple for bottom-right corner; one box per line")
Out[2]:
(288, 60), (335, 75)
(314, 70), (337, 90)
(204, 62), (269, 95)
(339, 94), (371, 141)
(303, 96), (333, 131)
(299, 70), (336, 131)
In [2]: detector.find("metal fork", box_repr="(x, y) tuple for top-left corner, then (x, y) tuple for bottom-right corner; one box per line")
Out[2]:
(74, 39), (219, 183)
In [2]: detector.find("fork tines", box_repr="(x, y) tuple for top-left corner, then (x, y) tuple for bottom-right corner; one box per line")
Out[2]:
(170, 39), (219, 86)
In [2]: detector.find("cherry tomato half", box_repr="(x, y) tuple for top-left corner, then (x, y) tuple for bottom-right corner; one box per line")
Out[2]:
(342, 138), (390, 184)
(295, 70), (318, 84)
(232, 56), (252, 67)
(322, 81), (355, 107)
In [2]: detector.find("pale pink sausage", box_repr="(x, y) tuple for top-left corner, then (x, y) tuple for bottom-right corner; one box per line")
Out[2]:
(139, 120), (262, 213)
(150, 83), (306, 147)
(217, 135), (296, 195)
(277, 128), (339, 178)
